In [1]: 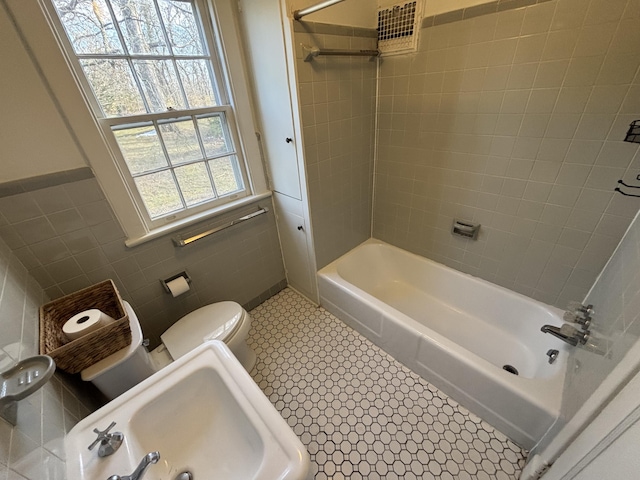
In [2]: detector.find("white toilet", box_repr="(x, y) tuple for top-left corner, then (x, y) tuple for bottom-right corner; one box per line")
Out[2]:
(81, 301), (256, 399)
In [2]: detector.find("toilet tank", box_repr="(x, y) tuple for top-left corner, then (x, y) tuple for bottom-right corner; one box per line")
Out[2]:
(81, 302), (156, 400)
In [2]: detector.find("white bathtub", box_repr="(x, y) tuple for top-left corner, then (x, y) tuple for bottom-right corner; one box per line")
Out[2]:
(317, 239), (569, 449)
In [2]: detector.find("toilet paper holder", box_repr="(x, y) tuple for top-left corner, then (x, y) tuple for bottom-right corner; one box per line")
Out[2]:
(161, 271), (192, 294)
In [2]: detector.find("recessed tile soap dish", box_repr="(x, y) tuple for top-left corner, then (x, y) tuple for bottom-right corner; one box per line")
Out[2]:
(0, 355), (55, 425)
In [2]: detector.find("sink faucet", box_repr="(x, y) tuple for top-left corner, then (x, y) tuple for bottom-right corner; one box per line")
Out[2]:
(541, 323), (589, 346)
(107, 452), (160, 480)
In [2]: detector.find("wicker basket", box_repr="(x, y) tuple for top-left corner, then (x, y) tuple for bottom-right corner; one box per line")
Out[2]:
(39, 280), (131, 374)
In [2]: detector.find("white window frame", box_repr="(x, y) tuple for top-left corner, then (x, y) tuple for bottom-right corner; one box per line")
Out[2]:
(32, 0), (269, 245)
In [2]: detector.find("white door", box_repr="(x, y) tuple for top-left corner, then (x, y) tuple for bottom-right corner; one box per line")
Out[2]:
(273, 192), (316, 301)
(237, 0), (318, 302)
(238, 0), (301, 200)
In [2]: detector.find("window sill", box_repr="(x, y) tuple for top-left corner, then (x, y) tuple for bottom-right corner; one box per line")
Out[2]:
(124, 191), (273, 248)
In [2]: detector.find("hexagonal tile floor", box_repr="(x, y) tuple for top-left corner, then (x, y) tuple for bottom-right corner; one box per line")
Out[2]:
(249, 288), (527, 480)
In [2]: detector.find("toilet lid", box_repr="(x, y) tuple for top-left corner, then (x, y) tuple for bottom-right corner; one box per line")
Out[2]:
(161, 302), (244, 361)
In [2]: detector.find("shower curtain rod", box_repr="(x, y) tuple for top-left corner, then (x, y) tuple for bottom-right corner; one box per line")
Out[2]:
(303, 45), (380, 62)
(293, 0), (345, 20)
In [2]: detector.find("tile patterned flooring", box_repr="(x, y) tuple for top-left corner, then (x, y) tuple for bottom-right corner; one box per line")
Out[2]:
(248, 288), (527, 480)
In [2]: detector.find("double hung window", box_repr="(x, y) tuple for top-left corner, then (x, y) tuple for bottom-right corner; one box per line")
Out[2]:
(50, 0), (250, 227)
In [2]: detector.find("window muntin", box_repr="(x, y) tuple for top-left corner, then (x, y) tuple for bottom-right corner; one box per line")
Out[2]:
(111, 111), (244, 219)
(51, 0), (249, 225)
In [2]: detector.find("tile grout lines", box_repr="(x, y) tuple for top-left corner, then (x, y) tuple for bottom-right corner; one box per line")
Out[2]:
(249, 288), (526, 480)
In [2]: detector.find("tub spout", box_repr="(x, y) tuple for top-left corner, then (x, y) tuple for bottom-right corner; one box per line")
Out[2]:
(541, 324), (589, 346)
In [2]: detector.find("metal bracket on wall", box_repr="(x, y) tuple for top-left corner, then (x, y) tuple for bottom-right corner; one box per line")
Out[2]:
(614, 178), (640, 198)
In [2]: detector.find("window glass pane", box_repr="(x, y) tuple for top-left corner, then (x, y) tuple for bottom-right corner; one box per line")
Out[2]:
(197, 115), (232, 157)
(53, 0), (123, 55)
(158, 0), (205, 56)
(158, 118), (202, 165)
(81, 59), (146, 116)
(177, 60), (218, 108)
(174, 163), (215, 206)
(113, 125), (167, 174)
(133, 60), (185, 112)
(135, 171), (183, 218)
(111, 0), (168, 55)
(208, 156), (243, 196)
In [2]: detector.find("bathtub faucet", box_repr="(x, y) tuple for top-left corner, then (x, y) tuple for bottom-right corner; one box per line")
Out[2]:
(541, 323), (589, 347)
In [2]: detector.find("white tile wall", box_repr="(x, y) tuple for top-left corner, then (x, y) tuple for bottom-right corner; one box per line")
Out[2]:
(294, 27), (377, 268)
(373, 0), (640, 308)
(0, 235), (96, 480)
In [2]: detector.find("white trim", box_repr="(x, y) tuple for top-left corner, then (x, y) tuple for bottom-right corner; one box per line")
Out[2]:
(204, 0), (267, 196)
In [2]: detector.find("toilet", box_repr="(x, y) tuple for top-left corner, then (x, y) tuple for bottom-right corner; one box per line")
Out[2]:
(81, 301), (256, 399)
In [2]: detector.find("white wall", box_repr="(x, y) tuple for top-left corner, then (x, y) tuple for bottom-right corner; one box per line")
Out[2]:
(0, 2), (87, 182)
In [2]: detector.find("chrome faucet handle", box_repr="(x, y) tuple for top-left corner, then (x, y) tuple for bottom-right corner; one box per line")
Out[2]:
(565, 301), (594, 329)
(563, 310), (592, 329)
(567, 301), (594, 316)
(88, 421), (124, 457)
(576, 327), (590, 345)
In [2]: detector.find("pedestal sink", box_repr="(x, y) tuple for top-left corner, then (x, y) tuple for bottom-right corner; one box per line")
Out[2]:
(65, 341), (309, 480)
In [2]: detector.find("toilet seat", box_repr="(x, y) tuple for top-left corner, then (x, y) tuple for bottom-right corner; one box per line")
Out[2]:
(161, 302), (246, 361)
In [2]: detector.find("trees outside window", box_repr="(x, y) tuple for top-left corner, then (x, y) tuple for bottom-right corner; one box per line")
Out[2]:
(50, 0), (249, 224)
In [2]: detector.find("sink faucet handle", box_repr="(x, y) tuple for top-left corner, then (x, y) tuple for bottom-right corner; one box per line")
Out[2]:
(89, 421), (124, 457)
(89, 421), (116, 450)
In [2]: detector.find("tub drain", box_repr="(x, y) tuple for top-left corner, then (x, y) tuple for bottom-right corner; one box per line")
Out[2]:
(503, 365), (519, 375)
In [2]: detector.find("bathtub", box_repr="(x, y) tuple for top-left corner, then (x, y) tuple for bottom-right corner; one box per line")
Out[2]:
(317, 239), (569, 449)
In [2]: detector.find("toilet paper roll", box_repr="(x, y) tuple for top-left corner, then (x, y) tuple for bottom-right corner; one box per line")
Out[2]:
(63, 309), (115, 341)
(166, 276), (190, 297)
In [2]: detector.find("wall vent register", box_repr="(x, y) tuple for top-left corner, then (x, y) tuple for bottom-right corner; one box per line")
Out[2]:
(377, 1), (421, 55)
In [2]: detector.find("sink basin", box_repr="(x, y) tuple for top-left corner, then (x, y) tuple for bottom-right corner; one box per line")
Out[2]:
(65, 341), (309, 479)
